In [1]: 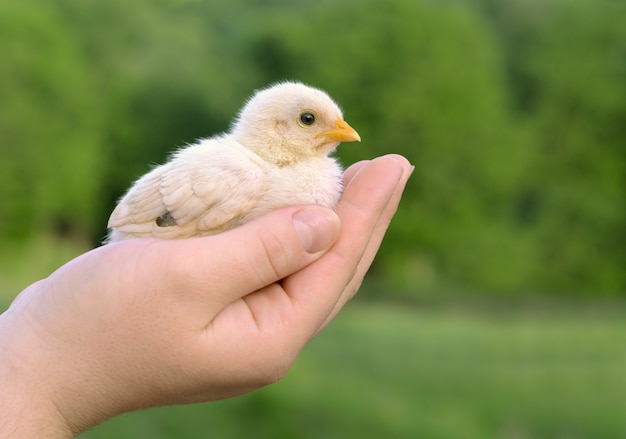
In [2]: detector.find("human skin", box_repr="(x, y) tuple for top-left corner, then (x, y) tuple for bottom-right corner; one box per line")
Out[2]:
(0, 154), (412, 438)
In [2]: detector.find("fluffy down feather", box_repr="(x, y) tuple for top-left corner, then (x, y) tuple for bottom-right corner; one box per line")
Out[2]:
(106, 81), (360, 242)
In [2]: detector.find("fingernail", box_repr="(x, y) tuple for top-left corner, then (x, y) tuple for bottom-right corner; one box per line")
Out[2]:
(293, 207), (340, 253)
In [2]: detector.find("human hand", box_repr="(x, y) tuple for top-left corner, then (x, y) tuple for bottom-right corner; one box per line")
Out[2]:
(0, 154), (412, 438)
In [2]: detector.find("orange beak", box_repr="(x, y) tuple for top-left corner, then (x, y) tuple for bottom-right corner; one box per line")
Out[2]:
(317, 118), (361, 143)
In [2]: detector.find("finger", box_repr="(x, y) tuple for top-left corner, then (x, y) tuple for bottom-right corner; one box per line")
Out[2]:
(318, 155), (413, 328)
(338, 155), (412, 300)
(281, 155), (407, 338)
(152, 205), (341, 310)
(342, 159), (370, 186)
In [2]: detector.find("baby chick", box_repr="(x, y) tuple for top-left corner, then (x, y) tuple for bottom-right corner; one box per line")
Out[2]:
(106, 81), (361, 242)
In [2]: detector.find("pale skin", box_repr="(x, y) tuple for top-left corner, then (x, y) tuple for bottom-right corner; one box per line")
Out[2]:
(0, 154), (412, 438)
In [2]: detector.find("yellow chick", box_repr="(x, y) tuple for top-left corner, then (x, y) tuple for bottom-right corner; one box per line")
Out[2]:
(106, 81), (361, 242)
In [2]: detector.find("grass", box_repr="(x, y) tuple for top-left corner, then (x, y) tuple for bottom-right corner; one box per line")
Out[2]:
(2, 239), (625, 438)
(78, 301), (626, 439)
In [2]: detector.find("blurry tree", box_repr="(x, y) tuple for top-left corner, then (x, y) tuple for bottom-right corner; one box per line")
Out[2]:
(53, 0), (257, 239)
(0, 2), (103, 240)
(1, 0), (623, 295)
(481, 0), (626, 294)
(244, 0), (535, 294)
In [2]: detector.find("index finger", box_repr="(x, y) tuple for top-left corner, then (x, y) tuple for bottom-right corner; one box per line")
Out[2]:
(281, 155), (406, 339)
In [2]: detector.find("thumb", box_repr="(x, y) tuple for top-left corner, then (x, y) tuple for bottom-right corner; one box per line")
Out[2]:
(158, 205), (341, 306)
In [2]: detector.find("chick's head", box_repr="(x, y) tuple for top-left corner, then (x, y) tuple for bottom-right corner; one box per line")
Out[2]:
(232, 81), (360, 165)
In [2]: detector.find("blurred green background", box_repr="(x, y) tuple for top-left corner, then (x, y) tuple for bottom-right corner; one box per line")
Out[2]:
(1, 0), (625, 437)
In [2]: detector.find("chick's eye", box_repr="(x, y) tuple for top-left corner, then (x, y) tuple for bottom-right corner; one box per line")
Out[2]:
(300, 112), (315, 126)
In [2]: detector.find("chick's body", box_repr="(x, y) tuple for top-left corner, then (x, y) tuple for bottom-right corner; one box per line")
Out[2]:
(106, 82), (360, 242)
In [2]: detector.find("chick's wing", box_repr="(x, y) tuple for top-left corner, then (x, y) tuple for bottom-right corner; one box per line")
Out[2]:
(108, 138), (266, 235)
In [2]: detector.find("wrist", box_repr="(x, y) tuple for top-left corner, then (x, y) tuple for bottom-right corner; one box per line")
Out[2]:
(0, 311), (74, 438)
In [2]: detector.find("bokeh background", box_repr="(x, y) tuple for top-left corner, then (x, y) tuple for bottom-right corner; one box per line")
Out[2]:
(1, 0), (625, 437)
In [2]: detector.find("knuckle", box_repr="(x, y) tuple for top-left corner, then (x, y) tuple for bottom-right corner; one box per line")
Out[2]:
(251, 230), (292, 285)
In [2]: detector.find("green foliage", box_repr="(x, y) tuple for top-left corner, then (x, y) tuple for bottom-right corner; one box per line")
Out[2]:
(476, 0), (626, 295)
(1, 0), (624, 295)
(78, 302), (626, 439)
(0, 1), (103, 239)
